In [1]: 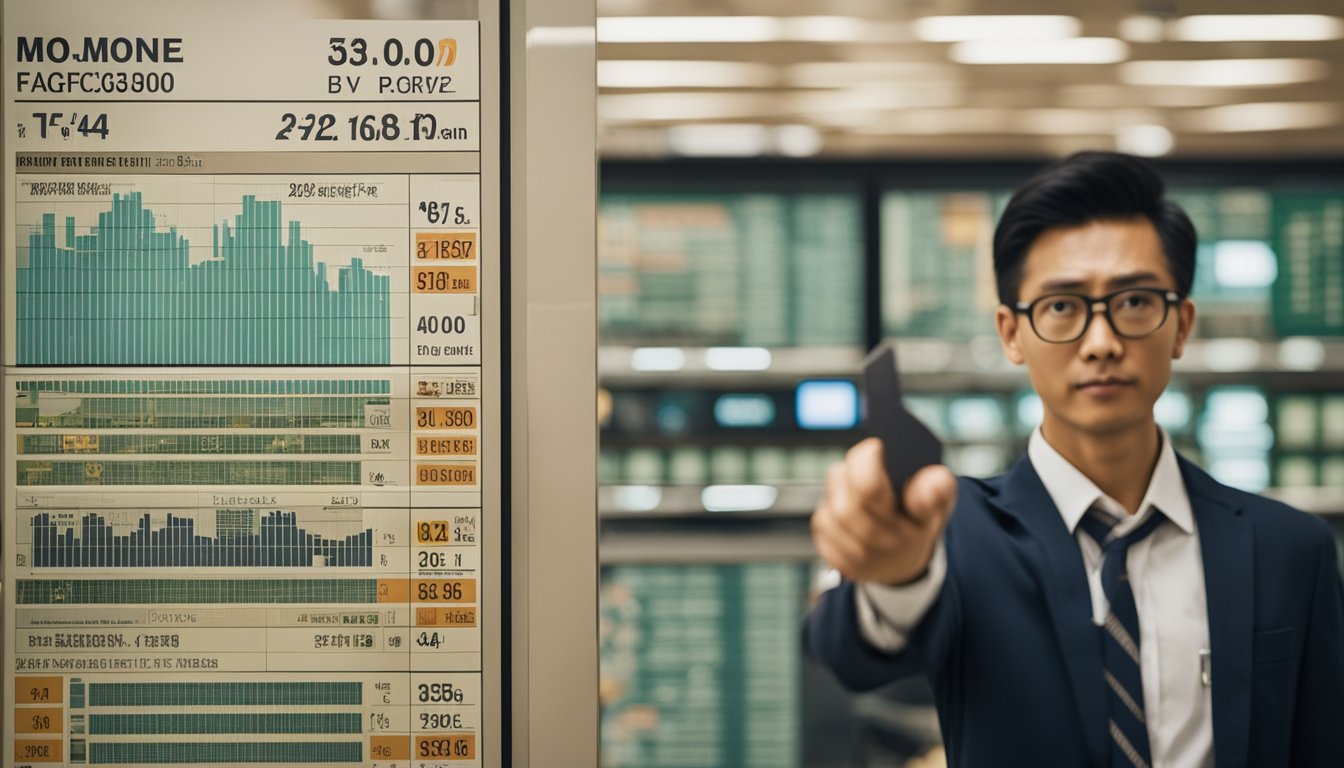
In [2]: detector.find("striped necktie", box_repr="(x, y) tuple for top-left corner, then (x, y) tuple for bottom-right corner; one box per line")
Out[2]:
(1077, 507), (1166, 768)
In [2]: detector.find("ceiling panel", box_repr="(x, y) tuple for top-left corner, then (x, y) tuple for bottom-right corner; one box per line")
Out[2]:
(596, 0), (1344, 158)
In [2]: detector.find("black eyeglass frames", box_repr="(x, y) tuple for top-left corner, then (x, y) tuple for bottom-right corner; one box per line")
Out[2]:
(1012, 287), (1181, 343)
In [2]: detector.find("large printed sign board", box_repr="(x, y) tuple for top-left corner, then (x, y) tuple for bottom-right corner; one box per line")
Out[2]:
(3, 3), (497, 766)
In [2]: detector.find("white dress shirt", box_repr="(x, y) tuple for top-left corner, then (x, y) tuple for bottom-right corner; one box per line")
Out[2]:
(856, 427), (1213, 768)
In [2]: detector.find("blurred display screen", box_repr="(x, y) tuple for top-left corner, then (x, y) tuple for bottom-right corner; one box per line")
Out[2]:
(796, 380), (858, 430)
(654, 399), (691, 435)
(1154, 389), (1193, 432)
(880, 190), (1007, 339)
(1213, 240), (1278, 288)
(713, 394), (777, 428)
(600, 192), (864, 347)
(905, 395), (949, 438)
(1199, 386), (1272, 491)
(1272, 191), (1344, 336)
(600, 563), (805, 768)
(1014, 392), (1043, 434)
(947, 396), (1007, 441)
(878, 186), (1344, 339)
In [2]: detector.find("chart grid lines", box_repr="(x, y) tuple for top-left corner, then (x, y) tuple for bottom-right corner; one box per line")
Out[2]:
(87, 681), (363, 707)
(17, 192), (393, 365)
(31, 510), (374, 568)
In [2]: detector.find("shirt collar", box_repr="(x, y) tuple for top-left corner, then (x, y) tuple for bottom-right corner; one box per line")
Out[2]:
(1027, 425), (1195, 535)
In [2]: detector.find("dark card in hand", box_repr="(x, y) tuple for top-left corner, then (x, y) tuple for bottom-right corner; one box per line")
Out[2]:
(862, 341), (944, 496)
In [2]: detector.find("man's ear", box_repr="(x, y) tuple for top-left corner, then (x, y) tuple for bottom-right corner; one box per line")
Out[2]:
(1172, 297), (1196, 359)
(995, 304), (1026, 365)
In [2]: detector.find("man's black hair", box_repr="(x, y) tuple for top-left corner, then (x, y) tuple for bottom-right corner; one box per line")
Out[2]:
(992, 150), (1197, 305)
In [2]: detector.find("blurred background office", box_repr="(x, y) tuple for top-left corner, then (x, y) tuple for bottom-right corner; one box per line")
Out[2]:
(592, 2), (1344, 767)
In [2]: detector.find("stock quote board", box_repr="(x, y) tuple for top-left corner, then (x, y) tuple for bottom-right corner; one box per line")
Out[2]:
(3, 2), (502, 766)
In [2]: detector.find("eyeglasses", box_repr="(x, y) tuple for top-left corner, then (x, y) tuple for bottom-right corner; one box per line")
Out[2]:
(1013, 287), (1180, 344)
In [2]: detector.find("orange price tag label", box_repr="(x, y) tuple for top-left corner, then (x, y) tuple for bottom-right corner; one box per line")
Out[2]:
(414, 407), (476, 430)
(14, 739), (63, 763)
(14, 678), (62, 704)
(415, 232), (477, 260)
(416, 734), (476, 761)
(15, 708), (62, 734)
(413, 579), (477, 604)
(415, 436), (477, 456)
(415, 464), (476, 486)
(412, 266), (475, 294)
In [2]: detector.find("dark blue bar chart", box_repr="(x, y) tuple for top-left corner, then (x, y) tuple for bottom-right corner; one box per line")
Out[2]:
(29, 509), (374, 568)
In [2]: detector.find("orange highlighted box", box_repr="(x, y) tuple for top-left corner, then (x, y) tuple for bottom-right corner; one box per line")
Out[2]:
(414, 407), (476, 430)
(15, 707), (62, 734)
(412, 266), (476, 294)
(370, 735), (411, 761)
(376, 579), (411, 604)
(414, 579), (477, 604)
(415, 232), (477, 261)
(416, 464), (476, 486)
(14, 678), (62, 704)
(416, 734), (476, 761)
(416, 607), (478, 627)
(14, 739), (62, 763)
(416, 436), (477, 457)
(416, 520), (453, 544)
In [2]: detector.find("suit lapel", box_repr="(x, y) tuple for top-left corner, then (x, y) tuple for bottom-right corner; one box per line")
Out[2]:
(992, 457), (1108, 767)
(1180, 457), (1252, 768)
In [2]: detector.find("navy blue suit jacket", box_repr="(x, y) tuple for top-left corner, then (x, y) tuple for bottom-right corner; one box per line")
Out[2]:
(804, 454), (1344, 767)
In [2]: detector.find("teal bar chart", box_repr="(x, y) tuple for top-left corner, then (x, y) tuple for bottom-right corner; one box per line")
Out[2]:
(16, 189), (393, 366)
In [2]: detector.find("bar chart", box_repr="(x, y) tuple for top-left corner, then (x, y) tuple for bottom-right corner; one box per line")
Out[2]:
(12, 373), (408, 490)
(13, 175), (413, 366)
(10, 674), (479, 767)
(29, 509), (374, 568)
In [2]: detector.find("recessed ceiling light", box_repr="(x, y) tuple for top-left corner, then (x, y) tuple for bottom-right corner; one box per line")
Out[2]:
(1200, 339), (1262, 372)
(599, 93), (777, 122)
(773, 125), (823, 157)
(1119, 59), (1329, 87)
(1171, 14), (1344, 41)
(631, 347), (685, 371)
(597, 16), (781, 43)
(951, 38), (1128, 65)
(704, 347), (774, 369)
(1277, 337), (1326, 371)
(667, 124), (770, 156)
(914, 15), (1080, 41)
(701, 484), (779, 512)
(598, 61), (776, 89)
(784, 61), (961, 88)
(596, 15), (876, 44)
(1182, 102), (1341, 133)
(611, 485), (663, 513)
(1115, 124), (1175, 156)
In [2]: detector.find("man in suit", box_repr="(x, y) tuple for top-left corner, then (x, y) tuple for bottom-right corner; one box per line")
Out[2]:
(804, 151), (1344, 767)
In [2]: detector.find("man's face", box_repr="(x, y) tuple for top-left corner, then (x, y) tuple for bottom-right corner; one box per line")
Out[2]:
(994, 217), (1196, 441)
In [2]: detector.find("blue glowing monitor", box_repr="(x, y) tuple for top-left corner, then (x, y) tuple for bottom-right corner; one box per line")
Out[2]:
(796, 380), (858, 430)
